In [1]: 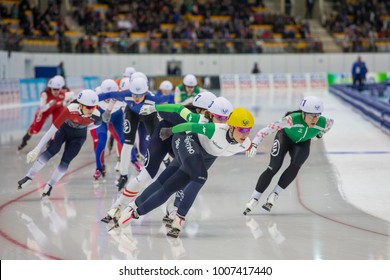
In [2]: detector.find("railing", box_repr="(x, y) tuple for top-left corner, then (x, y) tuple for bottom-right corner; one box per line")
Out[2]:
(332, 34), (390, 52)
(0, 37), (324, 54)
(4, 35), (390, 54)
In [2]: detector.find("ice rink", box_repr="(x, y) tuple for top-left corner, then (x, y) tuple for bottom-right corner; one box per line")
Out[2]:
(0, 90), (389, 260)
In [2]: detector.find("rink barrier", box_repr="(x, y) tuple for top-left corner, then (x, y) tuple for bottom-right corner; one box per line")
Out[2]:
(329, 84), (390, 134)
(0, 77), (101, 108)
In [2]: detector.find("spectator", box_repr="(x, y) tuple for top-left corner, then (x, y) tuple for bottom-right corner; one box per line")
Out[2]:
(58, 61), (66, 79)
(305, 0), (315, 19)
(252, 62), (261, 74)
(351, 56), (368, 91)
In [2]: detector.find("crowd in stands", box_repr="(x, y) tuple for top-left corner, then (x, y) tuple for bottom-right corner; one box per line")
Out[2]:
(1, 0), (323, 54)
(0, 0), (69, 52)
(322, 0), (390, 52)
(69, 0), (318, 54)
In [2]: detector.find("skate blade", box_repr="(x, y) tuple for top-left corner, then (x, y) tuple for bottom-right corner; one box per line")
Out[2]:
(101, 216), (112, 223)
(108, 223), (119, 232)
(162, 216), (173, 223)
(166, 231), (179, 238)
(262, 204), (272, 212)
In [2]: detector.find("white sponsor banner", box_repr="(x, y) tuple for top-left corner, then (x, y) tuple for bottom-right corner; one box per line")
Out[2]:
(254, 74), (271, 90)
(309, 72), (327, 90)
(290, 73), (307, 89)
(272, 73), (289, 89)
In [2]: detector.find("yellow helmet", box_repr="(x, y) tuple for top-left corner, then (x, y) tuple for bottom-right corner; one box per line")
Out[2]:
(227, 108), (254, 128)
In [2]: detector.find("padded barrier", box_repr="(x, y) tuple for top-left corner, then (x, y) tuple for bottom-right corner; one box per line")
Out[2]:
(329, 84), (390, 134)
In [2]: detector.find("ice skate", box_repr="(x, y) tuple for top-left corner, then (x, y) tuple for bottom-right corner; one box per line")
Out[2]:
(163, 206), (177, 228)
(101, 206), (121, 223)
(116, 175), (128, 191)
(166, 214), (185, 238)
(18, 133), (31, 151)
(93, 168), (105, 180)
(163, 212), (174, 226)
(110, 206), (139, 231)
(17, 141), (28, 151)
(41, 184), (53, 198)
(17, 176), (32, 190)
(262, 192), (278, 212)
(243, 198), (258, 215)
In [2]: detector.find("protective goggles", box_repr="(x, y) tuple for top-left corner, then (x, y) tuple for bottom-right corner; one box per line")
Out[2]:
(235, 127), (252, 134)
(132, 93), (146, 98)
(212, 114), (228, 121)
(83, 105), (97, 110)
(305, 113), (321, 118)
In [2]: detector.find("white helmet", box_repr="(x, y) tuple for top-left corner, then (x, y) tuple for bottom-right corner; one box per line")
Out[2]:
(130, 77), (148, 95)
(48, 76), (65, 89)
(159, 80), (173, 91)
(77, 89), (99, 106)
(299, 96), (323, 114)
(101, 79), (119, 93)
(54, 75), (65, 86)
(122, 67), (136, 78)
(208, 96), (233, 117)
(95, 86), (102, 95)
(119, 77), (131, 91)
(192, 91), (217, 109)
(130, 72), (148, 82)
(183, 74), (197, 87)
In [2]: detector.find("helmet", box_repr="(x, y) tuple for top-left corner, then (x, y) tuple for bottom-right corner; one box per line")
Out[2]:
(48, 76), (65, 89)
(130, 77), (148, 95)
(53, 75), (65, 86)
(122, 67), (136, 78)
(77, 89), (99, 106)
(95, 86), (102, 95)
(159, 80), (173, 91)
(183, 74), (197, 87)
(119, 77), (131, 91)
(227, 108), (254, 128)
(192, 91), (217, 109)
(130, 72), (148, 82)
(299, 96), (323, 113)
(208, 96), (233, 117)
(100, 79), (119, 93)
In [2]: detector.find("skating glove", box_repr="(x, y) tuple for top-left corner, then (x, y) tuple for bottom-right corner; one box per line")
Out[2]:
(102, 110), (111, 123)
(26, 148), (40, 163)
(246, 143), (258, 158)
(159, 127), (173, 141)
(139, 104), (156, 115)
(40, 100), (56, 112)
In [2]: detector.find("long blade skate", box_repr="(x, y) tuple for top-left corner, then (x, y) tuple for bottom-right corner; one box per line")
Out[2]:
(108, 219), (119, 232)
(262, 203), (273, 212)
(101, 216), (112, 223)
(17, 176), (31, 190)
(243, 207), (251, 215)
(166, 228), (180, 238)
(243, 198), (258, 215)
